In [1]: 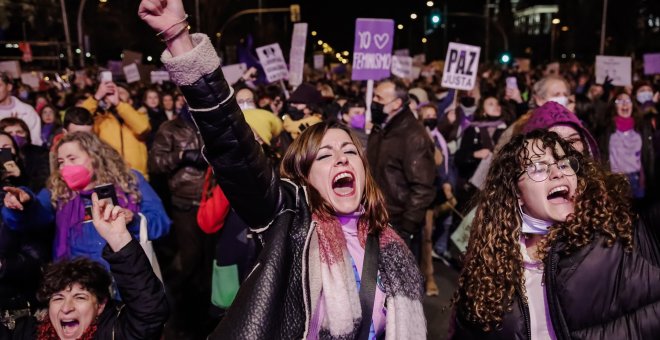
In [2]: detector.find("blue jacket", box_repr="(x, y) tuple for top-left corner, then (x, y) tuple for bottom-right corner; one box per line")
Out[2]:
(1, 170), (170, 267)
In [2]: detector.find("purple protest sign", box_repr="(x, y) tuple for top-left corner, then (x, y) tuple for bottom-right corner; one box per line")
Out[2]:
(643, 53), (660, 75)
(351, 18), (394, 81)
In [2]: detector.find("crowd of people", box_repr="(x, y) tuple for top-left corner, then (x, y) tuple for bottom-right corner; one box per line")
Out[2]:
(0, 0), (657, 338)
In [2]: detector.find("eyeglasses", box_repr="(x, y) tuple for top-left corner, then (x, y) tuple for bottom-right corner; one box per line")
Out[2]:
(517, 157), (579, 182)
(614, 99), (632, 106)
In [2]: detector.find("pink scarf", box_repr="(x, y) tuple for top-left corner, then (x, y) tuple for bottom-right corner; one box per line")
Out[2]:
(615, 116), (635, 132)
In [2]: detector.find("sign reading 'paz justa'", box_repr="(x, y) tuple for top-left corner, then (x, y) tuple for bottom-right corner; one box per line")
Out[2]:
(441, 42), (481, 91)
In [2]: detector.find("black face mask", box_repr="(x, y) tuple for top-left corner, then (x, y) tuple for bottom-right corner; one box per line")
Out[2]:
(423, 118), (437, 129)
(460, 97), (476, 107)
(370, 101), (387, 125)
(287, 105), (305, 120)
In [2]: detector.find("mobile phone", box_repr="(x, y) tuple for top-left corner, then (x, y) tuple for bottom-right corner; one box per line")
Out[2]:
(505, 76), (518, 90)
(100, 71), (112, 83)
(94, 183), (118, 206)
(0, 148), (12, 165)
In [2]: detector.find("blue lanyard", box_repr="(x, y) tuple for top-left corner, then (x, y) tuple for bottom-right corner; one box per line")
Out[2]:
(349, 255), (377, 340)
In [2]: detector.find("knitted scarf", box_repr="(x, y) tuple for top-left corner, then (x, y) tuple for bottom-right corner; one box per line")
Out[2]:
(37, 319), (98, 340)
(311, 213), (426, 340)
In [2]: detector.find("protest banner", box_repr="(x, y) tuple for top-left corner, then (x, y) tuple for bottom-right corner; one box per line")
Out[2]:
(643, 53), (660, 75)
(123, 63), (140, 83)
(394, 48), (410, 56)
(441, 42), (481, 91)
(0, 61), (21, 79)
(313, 54), (324, 70)
(150, 71), (170, 84)
(351, 18), (394, 81)
(220, 63), (247, 85)
(595, 55), (631, 86)
(122, 50), (142, 66)
(107, 60), (123, 79)
(256, 43), (288, 83)
(20, 72), (41, 90)
(391, 55), (413, 79)
(288, 23), (308, 87)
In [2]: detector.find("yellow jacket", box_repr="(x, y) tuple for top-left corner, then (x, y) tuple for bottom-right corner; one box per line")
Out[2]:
(282, 114), (322, 139)
(242, 108), (283, 145)
(81, 97), (150, 177)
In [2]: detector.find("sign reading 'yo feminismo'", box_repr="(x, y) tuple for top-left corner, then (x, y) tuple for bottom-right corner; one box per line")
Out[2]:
(351, 18), (394, 81)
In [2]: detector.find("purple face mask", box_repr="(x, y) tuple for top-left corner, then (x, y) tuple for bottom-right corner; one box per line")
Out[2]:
(12, 135), (28, 148)
(350, 114), (366, 130)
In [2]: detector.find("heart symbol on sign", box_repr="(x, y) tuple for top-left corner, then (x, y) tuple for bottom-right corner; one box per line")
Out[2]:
(374, 33), (389, 50)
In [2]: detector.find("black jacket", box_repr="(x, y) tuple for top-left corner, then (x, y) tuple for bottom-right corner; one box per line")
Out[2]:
(176, 66), (423, 339)
(367, 109), (436, 233)
(453, 205), (660, 339)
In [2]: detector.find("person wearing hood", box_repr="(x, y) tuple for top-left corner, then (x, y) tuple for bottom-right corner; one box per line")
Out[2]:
(0, 117), (50, 192)
(282, 83), (323, 140)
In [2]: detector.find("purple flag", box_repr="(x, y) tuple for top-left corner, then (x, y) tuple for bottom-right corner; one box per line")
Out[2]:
(351, 18), (394, 81)
(643, 53), (660, 75)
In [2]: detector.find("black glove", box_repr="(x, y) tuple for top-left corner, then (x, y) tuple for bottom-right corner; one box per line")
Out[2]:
(181, 150), (207, 169)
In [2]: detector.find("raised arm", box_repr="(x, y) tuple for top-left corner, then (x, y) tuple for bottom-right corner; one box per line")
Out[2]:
(138, 0), (281, 228)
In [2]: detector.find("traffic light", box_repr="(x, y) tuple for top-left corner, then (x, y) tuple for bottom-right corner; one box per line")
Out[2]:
(430, 8), (441, 28)
(290, 4), (301, 22)
(499, 52), (512, 64)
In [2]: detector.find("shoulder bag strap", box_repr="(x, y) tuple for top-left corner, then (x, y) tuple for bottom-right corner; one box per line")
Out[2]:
(357, 232), (380, 340)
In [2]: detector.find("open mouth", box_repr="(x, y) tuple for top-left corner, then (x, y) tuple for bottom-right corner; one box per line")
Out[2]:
(332, 171), (355, 197)
(547, 185), (571, 203)
(60, 320), (80, 336)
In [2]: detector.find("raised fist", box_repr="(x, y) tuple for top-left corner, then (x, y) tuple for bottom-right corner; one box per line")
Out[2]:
(138, 0), (186, 35)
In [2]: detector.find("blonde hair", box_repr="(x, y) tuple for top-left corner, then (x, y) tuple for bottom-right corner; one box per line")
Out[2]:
(49, 132), (141, 206)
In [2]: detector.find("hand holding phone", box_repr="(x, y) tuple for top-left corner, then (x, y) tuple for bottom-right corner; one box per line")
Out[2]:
(100, 71), (112, 83)
(505, 77), (518, 90)
(94, 183), (118, 205)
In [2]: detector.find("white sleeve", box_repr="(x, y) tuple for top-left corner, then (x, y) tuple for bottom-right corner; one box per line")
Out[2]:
(25, 104), (43, 146)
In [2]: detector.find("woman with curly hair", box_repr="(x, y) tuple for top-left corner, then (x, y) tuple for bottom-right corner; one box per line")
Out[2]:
(452, 129), (660, 339)
(1, 132), (169, 269)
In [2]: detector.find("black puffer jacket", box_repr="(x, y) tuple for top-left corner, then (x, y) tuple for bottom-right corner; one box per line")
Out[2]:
(367, 108), (436, 233)
(453, 205), (660, 339)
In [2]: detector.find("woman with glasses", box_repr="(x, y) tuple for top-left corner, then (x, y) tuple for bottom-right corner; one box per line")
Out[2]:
(452, 129), (660, 339)
(597, 89), (655, 202)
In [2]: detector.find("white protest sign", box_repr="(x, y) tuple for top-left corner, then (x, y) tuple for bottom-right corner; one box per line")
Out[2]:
(123, 63), (141, 83)
(394, 48), (410, 56)
(0, 61), (21, 79)
(288, 23), (308, 87)
(20, 72), (42, 90)
(441, 42), (481, 91)
(595, 55), (632, 86)
(256, 43), (288, 83)
(221, 63), (247, 85)
(391, 55), (413, 79)
(150, 71), (170, 84)
(313, 54), (324, 70)
(413, 53), (426, 65)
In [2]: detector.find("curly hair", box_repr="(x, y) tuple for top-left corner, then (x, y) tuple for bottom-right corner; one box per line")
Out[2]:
(453, 129), (634, 331)
(280, 121), (388, 234)
(37, 257), (111, 304)
(48, 132), (140, 206)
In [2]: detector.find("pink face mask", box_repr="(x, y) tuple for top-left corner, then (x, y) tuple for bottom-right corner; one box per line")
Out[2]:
(60, 165), (92, 191)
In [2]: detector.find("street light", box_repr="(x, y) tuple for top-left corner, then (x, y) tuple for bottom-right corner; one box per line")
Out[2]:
(426, 1), (434, 7)
(552, 18), (560, 25)
(397, 24), (404, 30)
(551, 18), (560, 59)
(410, 13), (418, 20)
(561, 26), (569, 32)
(421, 37), (428, 43)
(311, 31), (317, 36)
(317, 40), (323, 45)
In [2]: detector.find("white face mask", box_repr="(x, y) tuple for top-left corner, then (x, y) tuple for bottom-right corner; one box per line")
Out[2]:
(636, 91), (653, 104)
(547, 96), (569, 108)
(238, 102), (256, 110)
(519, 203), (554, 235)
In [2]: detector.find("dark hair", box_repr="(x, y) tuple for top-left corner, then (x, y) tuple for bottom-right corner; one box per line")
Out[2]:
(39, 104), (62, 127)
(0, 73), (12, 87)
(340, 99), (366, 114)
(607, 88), (644, 131)
(38, 257), (112, 304)
(235, 86), (257, 100)
(380, 78), (409, 104)
(63, 107), (94, 129)
(0, 117), (32, 145)
(279, 121), (388, 234)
